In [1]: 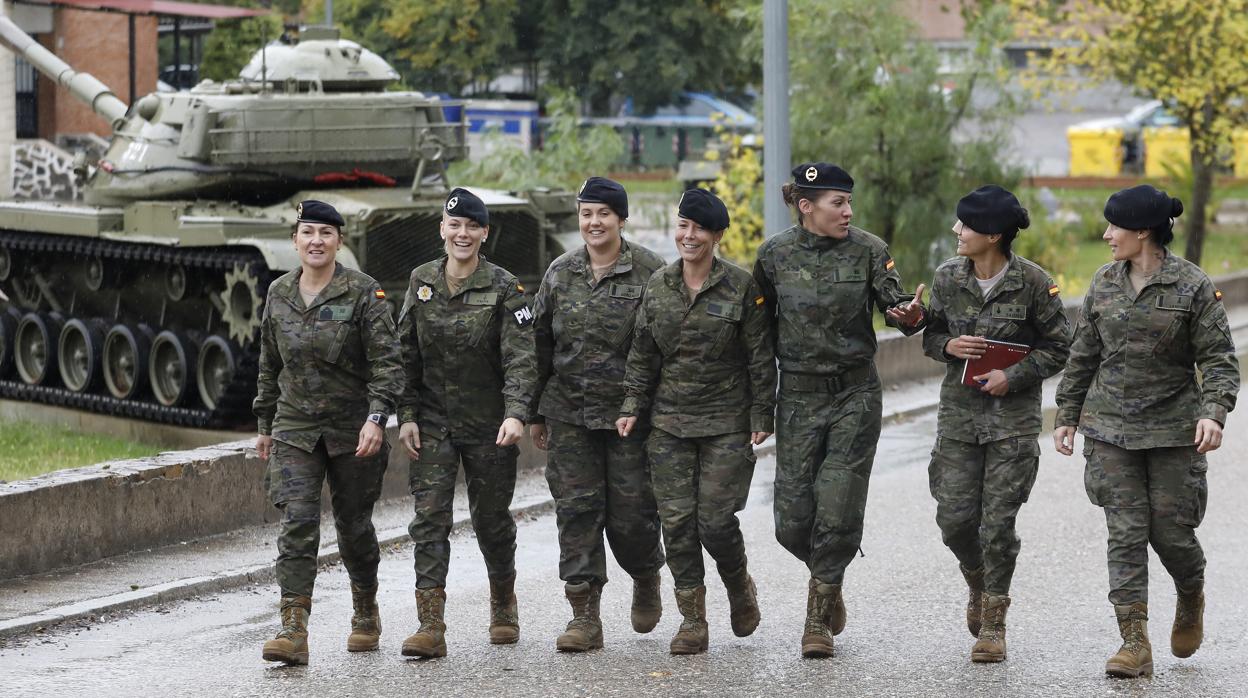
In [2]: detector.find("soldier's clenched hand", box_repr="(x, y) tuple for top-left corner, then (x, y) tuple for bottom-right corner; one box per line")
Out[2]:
(616, 416), (638, 438)
(751, 431), (771, 446)
(972, 369), (1009, 396)
(945, 335), (988, 360)
(356, 420), (384, 457)
(1053, 425), (1076, 456)
(1194, 418), (1223, 454)
(256, 434), (273, 461)
(530, 423), (549, 451)
(399, 421), (421, 459)
(497, 417), (524, 447)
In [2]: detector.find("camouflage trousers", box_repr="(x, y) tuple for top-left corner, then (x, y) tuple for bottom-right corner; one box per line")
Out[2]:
(545, 419), (665, 586)
(648, 428), (755, 589)
(773, 372), (883, 585)
(928, 435), (1041, 595)
(1083, 438), (1208, 605)
(265, 437), (389, 598)
(408, 430), (518, 588)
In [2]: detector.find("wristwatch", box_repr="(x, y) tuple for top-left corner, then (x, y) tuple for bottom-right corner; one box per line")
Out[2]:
(367, 413), (386, 426)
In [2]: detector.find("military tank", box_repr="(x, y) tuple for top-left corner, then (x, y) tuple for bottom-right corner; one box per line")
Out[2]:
(0, 20), (572, 428)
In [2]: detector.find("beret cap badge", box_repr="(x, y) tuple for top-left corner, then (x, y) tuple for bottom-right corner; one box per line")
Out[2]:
(805, 166), (818, 182)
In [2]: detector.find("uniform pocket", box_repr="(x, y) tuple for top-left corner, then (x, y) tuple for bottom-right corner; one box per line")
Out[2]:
(1005, 438), (1041, 503)
(1082, 438), (1104, 507)
(1176, 451), (1209, 527)
(706, 321), (737, 360)
(317, 321), (350, 363)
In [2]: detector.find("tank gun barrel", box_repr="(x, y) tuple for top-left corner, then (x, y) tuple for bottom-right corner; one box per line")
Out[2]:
(0, 15), (128, 127)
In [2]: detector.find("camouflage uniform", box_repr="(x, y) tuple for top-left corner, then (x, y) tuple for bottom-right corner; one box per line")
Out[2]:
(397, 255), (537, 588)
(254, 262), (403, 598)
(753, 224), (922, 585)
(532, 239), (667, 585)
(922, 254), (1072, 594)
(620, 257), (776, 588)
(1056, 254), (1239, 604)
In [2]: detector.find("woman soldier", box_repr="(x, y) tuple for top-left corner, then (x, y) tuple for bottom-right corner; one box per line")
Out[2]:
(254, 199), (404, 665)
(616, 189), (776, 655)
(530, 177), (667, 652)
(396, 187), (538, 657)
(1055, 185), (1239, 678)
(752, 163), (925, 658)
(922, 186), (1071, 663)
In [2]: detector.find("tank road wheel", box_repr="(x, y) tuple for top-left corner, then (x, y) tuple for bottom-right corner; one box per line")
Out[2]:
(15, 312), (63, 385)
(57, 318), (107, 393)
(0, 246), (11, 281)
(219, 264), (264, 345)
(149, 330), (198, 407)
(0, 307), (20, 377)
(103, 324), (152, 400)
(196, 335), (237, 410)
(85, 257), (106, 292)
(165, 264), (188, 302)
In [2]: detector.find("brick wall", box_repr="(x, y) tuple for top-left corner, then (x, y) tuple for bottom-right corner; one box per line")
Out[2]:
(36, 8), (157, 139)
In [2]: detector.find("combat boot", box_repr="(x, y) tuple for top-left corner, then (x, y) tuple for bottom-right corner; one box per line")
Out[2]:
(961, 565), (985, 637)
(720, 565), (760, 637)
(801, 579), (837, 658)
(970, 594), (1009, 663)
(488, 572), (520, 644)
(670, 586), (709, 655)
(401, 588), (447, 658)
(1106, 602), (1153, 678)
(631, 573), (662, 633)
(346, 582), (381, 652)
(262, 595), (311, 665)
(556, 581), (604, 652)
(1171, 583), (1204, 658)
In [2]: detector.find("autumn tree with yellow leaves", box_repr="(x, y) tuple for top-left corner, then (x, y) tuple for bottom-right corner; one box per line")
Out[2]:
(1013, 0), (1248, 264)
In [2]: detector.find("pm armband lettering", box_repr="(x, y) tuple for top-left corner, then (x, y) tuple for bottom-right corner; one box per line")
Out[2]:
(505, 294), (533, 326)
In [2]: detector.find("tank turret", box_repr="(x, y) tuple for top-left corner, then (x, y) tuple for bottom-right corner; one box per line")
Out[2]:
(0, 19), (572, 429)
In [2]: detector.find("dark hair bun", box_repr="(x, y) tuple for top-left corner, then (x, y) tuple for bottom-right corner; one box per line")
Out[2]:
(1170, 197), (1184, 218)
(1016, 206), (1031, 230)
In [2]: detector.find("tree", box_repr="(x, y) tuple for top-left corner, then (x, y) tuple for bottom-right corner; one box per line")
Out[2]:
(532, 0), (756, 115)
(1012, 1), (1248, 264)
(773, 0), (1023, 281)
(200, 14), (285, 83)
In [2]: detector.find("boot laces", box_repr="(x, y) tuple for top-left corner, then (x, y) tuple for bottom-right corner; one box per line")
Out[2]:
(1120, 619), (1147, 654)
(276, 607), (304, 640)
(804, 597), (831, 636)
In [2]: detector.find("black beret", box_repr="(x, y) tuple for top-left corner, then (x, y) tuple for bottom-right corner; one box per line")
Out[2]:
(576, 176), (629, 219)
(296, 199), (345, 228)
(791, 162), (853, 192)
(956, 185), (1031, 236)
(678, 188), (730, 231)
(445, 187), (489, 226)
(1104, 184), (1183, 230)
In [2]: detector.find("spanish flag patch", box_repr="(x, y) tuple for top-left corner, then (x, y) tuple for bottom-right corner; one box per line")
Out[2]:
(517, 283), (525, 293)
(885, 258), (896, 271)
(1215, 289), (1223, 301)
(754, 295), (765, 306)
(374, 289), (386, 300)
(1048, 283), (1060, 297)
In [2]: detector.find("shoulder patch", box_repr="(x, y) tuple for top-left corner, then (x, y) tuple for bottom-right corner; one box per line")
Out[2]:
(1215, 288), (1223, 302)
(374, 288), (386, 300)
(754, 295), (765, 306)
(516, 283), (525, 293)
(1047, 282), (1059, 297)
(884, 258), (896, 271)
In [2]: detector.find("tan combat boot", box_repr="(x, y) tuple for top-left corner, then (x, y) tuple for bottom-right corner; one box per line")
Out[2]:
(556, 581), (604, 652)
(1171, 584), (1204, 658)
(401, 588), (447, 658)
(262, 595), (311, 665)
(670, 586), (709, 655)
(961, 565), (985, 637)
(631, 573), (663, 633)
(488, 572), (520, 644)
(346, 583), (381, 652)
(970, 594), (1009, 663)
(801, 579), (837, 658)
(721, 565), (761, 637)
(1106, 602), (1153, 678)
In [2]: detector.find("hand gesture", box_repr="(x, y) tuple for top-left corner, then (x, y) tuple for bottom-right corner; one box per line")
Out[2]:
(885, 284), (926, 327)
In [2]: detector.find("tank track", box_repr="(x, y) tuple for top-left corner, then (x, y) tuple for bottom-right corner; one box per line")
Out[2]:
(0, 230), (271, 429)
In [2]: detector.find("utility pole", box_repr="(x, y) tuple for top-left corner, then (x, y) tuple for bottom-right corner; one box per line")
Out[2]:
(325, 0), (333, 26)
(763, 0), (790, 237)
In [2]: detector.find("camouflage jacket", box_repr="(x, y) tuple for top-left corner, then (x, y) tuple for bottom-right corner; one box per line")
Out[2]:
(254, 263), (403, 456)
(532, 239), (666, 430)
(753, 224), (924, 377)
(1056, 253), (1239, 449)
(923, 254), (1072, 443)
(396, 256), (537, 442)
(620, 257), (777, 438)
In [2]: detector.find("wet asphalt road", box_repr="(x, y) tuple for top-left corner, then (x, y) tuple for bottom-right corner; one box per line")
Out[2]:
(2, 406), (1245, 697)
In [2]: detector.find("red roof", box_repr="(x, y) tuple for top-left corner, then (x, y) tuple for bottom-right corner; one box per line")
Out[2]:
(18, 0), (269, 19)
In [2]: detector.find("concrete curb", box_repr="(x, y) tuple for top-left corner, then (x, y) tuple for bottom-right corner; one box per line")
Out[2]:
(0, 496), (558, 639)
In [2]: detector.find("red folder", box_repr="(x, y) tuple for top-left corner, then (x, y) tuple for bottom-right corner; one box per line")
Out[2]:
(962, 339), (1031, 387)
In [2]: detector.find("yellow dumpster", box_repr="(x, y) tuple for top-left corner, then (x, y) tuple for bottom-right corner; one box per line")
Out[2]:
(1067, 127), (1123, 176)
(1233, 129), (1248, 178)
(1143, 126), (1190, 177)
